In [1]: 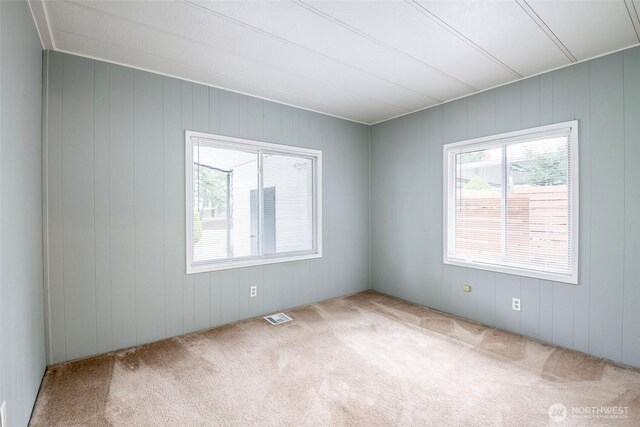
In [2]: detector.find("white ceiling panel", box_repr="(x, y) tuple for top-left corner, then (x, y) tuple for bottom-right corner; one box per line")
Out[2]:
(187, 0), (473, 102)
(418, 0), (571, 76)
(527, 0), (639, 60)
(32, 0), (640, 124)
(52, 31), (396, 124)
(48, 0), (425, 121)
(304, 0), (517, 89)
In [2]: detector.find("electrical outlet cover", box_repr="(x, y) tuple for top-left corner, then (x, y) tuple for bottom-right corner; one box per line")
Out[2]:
(512, 298), (521, 311)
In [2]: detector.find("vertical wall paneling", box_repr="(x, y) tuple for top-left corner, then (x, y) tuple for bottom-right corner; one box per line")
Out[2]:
(109, 64), (137, 351)
(494, 83), (520, 134)
(539, 73), (553, 125)
(442, 99), (469, 318)
(62, 55), (97, 360)
(1, 2), (46, 423)
(46, 51), (67, 363)
(588, 53), (625, 362)
(550, 66), (575, 349)
(181, 81), (195, 334)
(520, 277), (541, 339)
(370, 46), (640, 368)
(164, 76), (184, 338)
(538, 281), (554, 343)
(468, 90), (495, 138)
(210, 87), (221, 135)
(247, 266), (264, 318)
(494, 274), (521, 334)
(219, 90), (239, 136)
(622, 48), (640, 367)
(552, 282), (574, 348)
(447, 266), (470, 319)
(209, 272), (222, 327)
(572, 62), (591, 354)
(94, 60), (112, 354)
(134, 71), (166, 344)
(418, 107), (444, 311)
(219, 268), (240, 325)
(44, 52), (370, 364)
(467, 269), (495, 326)
(262, 264), (282, 314)
(520, 76), (540, 129)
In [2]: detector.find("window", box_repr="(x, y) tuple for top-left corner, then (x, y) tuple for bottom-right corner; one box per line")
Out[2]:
(186, 131), (321, 273)
(443, 121), (578, 284)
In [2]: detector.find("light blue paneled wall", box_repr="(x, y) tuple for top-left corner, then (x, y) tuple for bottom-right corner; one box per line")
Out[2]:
(43, 51), (370, 365)
(371, 46), (640, 368)
(0, 1), (46, 425)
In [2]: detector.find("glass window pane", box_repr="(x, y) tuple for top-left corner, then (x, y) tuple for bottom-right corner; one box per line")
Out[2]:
(506, 136), (570, 273)
(192, 142), (258, 263)
(262, 153), (314, 254)
(453, 148), (504, 261)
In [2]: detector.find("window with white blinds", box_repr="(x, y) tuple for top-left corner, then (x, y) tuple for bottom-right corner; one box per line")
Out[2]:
(185, 131), (322, 274)
(443, 121), (579, 284)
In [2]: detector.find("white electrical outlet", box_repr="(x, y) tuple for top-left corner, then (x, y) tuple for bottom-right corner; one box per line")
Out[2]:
(1, 400), (7, 427)
(250, 286), (257, 297)
(512, 298), (521, 311)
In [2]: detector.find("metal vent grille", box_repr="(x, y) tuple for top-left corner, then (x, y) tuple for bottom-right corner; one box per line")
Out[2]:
(264, 313), (292, 325)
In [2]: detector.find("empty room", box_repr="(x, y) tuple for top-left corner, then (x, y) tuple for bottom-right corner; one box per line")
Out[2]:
(1, 0), (640, 425)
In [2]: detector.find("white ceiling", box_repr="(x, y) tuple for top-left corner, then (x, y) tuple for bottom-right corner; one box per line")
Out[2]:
(29, 0), (640, 124)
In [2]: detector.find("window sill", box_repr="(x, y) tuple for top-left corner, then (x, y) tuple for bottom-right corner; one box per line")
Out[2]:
(443, 258), (578, 285)
(187, 251), (322, 274)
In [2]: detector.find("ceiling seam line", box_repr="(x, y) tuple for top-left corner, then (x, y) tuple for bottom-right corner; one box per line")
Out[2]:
(48, 42), (375, 125)
(404, 0), (522, 78)
(63, 0), (439, 110)
(61, 0), (405, 114)
(48, 8), (394, 125)
(179, 0), (444, 103)
(369, 42), (640, 125)
(623, 0), (640, 42)
(515, 0), (577, 63)
(293, 0), (480, 91)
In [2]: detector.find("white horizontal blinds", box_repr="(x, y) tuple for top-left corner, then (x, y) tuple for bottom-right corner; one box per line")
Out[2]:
(505, 135), (571, 274)
(262, 153), (314, 254)
(192, 140), (258, 263)
(191, 137), (316, 265)
(447, 128), (573, 276)
(450, 147), (504, 261)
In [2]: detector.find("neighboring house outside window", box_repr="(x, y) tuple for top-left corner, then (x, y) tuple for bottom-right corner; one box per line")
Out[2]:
(186, 131), (322, 273)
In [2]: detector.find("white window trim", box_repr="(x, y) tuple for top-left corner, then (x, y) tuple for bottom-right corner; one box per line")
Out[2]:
(185, 130), (322, 274)
(442, 120), (579, 284)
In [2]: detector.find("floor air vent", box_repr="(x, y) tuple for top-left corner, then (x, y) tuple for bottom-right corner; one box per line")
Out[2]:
(264, 313), (292, 325)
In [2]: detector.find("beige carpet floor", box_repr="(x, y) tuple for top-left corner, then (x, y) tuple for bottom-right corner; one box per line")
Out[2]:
(30, 290), (640, 426)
